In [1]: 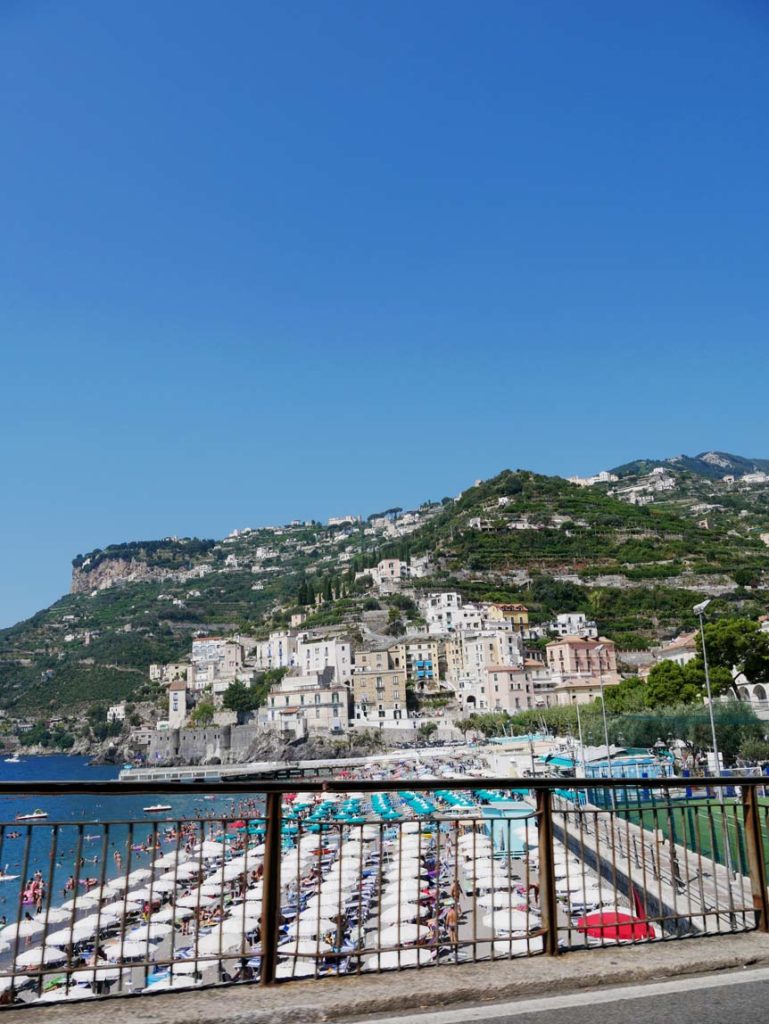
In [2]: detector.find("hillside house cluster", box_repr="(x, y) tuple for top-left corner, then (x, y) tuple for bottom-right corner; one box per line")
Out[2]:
(150, 590), (621, 737)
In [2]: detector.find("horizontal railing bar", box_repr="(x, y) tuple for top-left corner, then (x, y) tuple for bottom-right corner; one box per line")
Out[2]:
(0, 775), (763, 797)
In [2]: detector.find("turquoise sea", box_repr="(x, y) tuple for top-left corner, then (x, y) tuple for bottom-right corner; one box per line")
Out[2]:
(0, 755), (261, 923)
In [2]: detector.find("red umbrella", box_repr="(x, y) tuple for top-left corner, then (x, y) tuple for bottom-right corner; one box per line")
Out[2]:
(576, 911), (656, 942)
(231, 820), (247, 829)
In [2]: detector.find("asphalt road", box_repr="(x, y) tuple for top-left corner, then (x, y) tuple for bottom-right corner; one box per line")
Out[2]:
(350, 966), (769, 1024)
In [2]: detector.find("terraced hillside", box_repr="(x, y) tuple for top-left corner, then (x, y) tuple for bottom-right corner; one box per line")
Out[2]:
(1, 465), (768, 716)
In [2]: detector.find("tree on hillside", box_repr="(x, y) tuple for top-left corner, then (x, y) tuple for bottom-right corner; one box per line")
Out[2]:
(189, 701), (215, 727)
(603, 675), (647, 713)
(699, 619), (769, 697)
(644, 661), (702, 709)
(222, 681), (260, 718)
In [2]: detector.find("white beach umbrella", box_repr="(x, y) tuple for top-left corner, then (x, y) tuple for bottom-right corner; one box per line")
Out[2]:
(103, 939), (150, 961)
(288, 916), (338, 939)
(492, 936), (544, 956)
(153, 852), (187, 869)
(203, 919), (255, 942)
(45, 923), (96, 946)
(71, 963), (127, 984)
(14, 945), (67, 967)
(107, 877), (130, 892)
(1, 919), (45, 941)
(380, 904), (425, 926)
(171, 863), (200, 879)
(145, 878), (177, 894)
(481, 910), (532, 933)
(126, 887), (158, 902)
(385, 856), (427, 870)
(196, 880), (226, 897)
(363, 947), (435, 969)
(275, 958), (317, 978)
(78, 909), (121, 929)
(175, 892), (218, 909)
(194, 842), (226, 858)
(35, 908), (72, 925)
(478, 891), (525, 910)
(171, 959), (205, 975)
(128, 922), (173, 942)
(380, 891), (424, 911)
(106, 900), (144, 918)
(305, 894), (347, 914)
(195, 932), (240, 956)
(127, 868), (153, 883)
(0, 974), (33, 994)
(378, 923), (430, 945)
(279, 937), (334, 955)
(384, 872), (430, 886)
(151, 904), (193, 923)
(36, 986), (94, 1002)
(59, 895), (101, 913)
(568, 888), (603, 910)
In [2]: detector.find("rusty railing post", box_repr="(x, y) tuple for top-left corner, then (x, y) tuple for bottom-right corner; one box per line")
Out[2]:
(537, 787), (559, 955)
(742, 783), (769, 932)
(260, 790), (283, 984)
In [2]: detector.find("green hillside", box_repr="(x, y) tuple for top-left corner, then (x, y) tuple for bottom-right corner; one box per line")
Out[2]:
(1, 465), (768, 717)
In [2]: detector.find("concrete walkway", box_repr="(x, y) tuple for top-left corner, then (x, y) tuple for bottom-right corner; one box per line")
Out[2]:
(14, 933), (769, 1024)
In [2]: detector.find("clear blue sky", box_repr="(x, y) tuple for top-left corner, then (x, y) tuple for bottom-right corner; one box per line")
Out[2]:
(2, 0), (769, 628)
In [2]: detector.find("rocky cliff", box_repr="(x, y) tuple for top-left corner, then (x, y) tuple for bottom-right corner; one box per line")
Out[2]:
(71, 558), (180, 594)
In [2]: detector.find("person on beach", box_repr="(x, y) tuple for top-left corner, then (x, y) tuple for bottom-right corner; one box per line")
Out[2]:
(445, 903), (459, 945)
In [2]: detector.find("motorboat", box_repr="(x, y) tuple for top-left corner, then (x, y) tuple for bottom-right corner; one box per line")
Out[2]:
(3, 755), (21, 764)
(16, 810), (48, 821)
(143, 804), (173, 813)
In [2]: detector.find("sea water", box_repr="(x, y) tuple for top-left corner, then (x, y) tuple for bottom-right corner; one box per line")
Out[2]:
(0, 755), (260, 923)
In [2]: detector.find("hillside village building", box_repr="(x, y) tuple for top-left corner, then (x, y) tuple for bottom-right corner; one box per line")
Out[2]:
(351, 656), (408, 723)
(550, 613), (598, 639)
(391, 637), (441, 689)
(296, 636), (352, 685)
(252, 631), (298, 671)
(259, 670), (350, 737)
(655, 631), (698, 667)
(545, 636), (620, 705)
(150, 586), (626, 736)
(149, 662), (189, 685)
(168, 679), (188, 729)
(189, 638), (247, 693)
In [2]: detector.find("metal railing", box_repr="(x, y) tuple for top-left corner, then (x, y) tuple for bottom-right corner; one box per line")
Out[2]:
(0, 775), (767, 1007)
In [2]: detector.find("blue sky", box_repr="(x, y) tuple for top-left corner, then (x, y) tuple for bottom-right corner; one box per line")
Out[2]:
(2, 0), (769, 627)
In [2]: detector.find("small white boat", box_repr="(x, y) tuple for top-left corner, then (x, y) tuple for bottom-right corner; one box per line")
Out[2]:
(143, 804), (172, 813)
(16, 809), (48, 821)
(3, 756), (21, 764)
(0, 874), (20, 882)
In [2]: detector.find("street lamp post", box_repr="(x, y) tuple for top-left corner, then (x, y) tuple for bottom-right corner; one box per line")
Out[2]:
(573, 696), (586, 776)
(594, 643), (615, 808)
(694, 599), (722, 775)
(694, 599), (735, 898)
